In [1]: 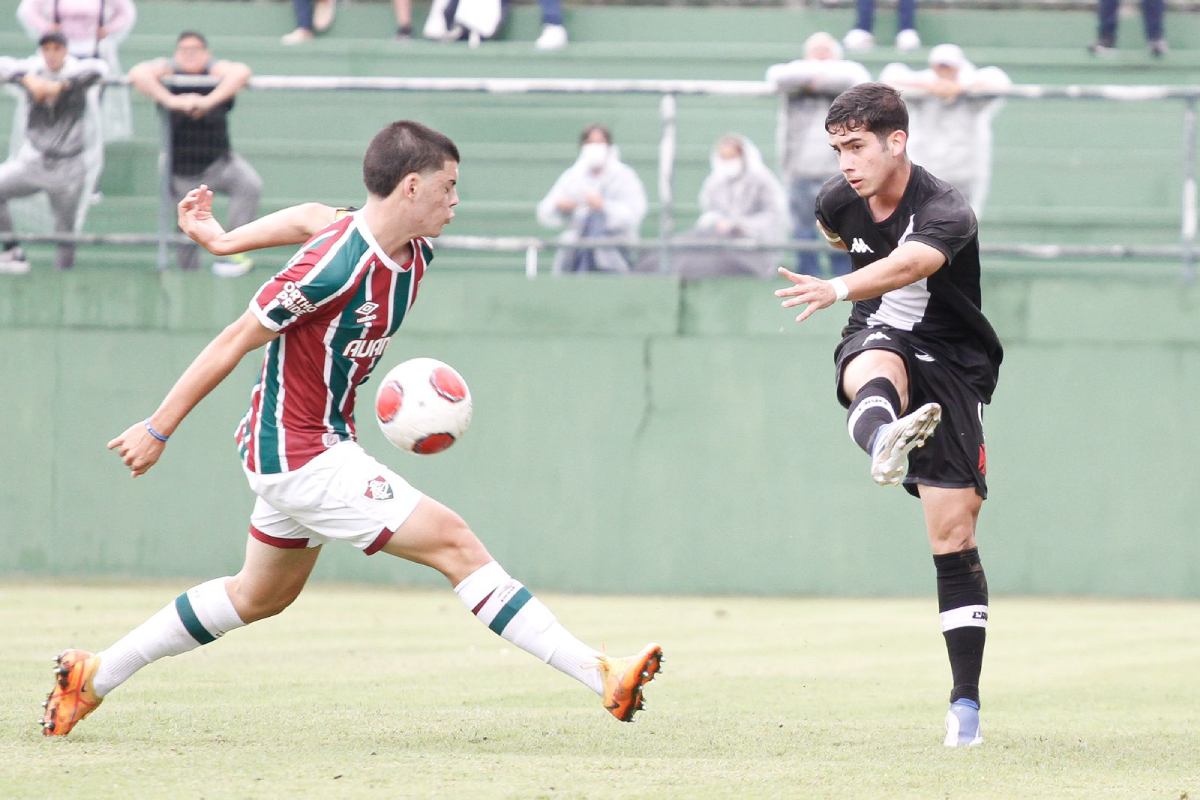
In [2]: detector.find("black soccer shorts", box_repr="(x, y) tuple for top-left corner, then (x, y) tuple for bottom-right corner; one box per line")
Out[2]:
(834, 325), (990, 500)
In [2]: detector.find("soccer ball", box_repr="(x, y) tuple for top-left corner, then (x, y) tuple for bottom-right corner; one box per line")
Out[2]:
(374, 358), (473, 454)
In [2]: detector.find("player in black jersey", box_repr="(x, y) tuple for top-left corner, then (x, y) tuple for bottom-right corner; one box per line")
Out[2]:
(775, 83), (1002, 747)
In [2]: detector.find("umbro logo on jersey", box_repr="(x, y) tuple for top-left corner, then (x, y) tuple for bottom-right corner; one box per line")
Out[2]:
(915, 351), (936, 362)
(355, 302), (379, 324)
(849, 238), (874, 254)
(864, 332), (891, 344)
(364, 476), (394, 501)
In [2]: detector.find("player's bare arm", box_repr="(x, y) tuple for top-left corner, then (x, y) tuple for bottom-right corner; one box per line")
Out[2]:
(775, 240), (945, 322)
(178, 185), (338, 255)
(107, 311), (278, 477)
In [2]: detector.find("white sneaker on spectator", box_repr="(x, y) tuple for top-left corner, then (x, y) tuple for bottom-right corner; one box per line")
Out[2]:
(535, 24), (568, 50)
(281, 28), (314, 45)
(0, 247), (31, 274)
(313, 0), (337, 33)
(212, 253), (254, 278)
(843, 28), (875, 52)
(895, 28), (921, 51)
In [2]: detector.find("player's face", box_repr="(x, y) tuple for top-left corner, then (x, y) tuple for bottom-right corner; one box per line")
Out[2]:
(827, 126), (905, 199)
(174, 37), (209, 73)
(40, 41), (67, 72)
(411, 160), (459, 237)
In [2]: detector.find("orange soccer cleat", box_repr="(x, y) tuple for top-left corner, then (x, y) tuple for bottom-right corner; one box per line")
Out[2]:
(598, 643), (663, 722)
(41, 649), (103, 736)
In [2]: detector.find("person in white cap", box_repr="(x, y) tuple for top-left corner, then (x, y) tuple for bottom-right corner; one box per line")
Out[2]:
(766, 32), (870, 276)
(880, 44), (1011, 217)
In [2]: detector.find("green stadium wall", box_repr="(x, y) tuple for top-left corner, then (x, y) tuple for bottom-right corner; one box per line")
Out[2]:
(1, 269), (1198, 598)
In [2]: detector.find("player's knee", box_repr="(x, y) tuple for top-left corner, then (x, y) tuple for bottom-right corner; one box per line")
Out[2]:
(426, 512), (491, 580)
(227, 578), (302, 623)
(930, 517), (977, 553)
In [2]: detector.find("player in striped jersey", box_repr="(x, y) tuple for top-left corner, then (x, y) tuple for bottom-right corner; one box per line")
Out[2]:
(41, 121), (662, 737)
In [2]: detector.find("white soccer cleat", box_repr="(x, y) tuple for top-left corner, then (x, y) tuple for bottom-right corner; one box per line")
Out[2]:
(895, 28), (921, 52)
(943, 699), (983, 747)
(870, 402), (941, 486)
(842, 28), (875, 52)
(535, 23), (568, 50)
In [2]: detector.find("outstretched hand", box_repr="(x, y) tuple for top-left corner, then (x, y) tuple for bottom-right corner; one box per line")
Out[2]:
(775, 266), (838, 323)
(107, 421), (167, 478)
(177, 185), (227, 252)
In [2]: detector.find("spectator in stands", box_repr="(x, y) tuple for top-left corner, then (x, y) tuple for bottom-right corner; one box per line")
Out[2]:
(881, 43), (1011, 218)
(537, 123), (647, 273)
(534, 0), (568, 50)
(128, 32), (262, 276)
(1088, 0), (1167, 57)
(284, 0), (414, 44)
(17, 0), (136, 140)
(843, 0), (920, 53)
(767, 31), (870, 276)
(0, 32), (107, 273)
(423, 0), (567, 49)
(667, 134), (788, 279)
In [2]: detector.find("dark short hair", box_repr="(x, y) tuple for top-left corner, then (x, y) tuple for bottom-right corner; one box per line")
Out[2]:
(362, 121), (460, 198)
(579, 123), (612, 145)
(38, 31), (67, 48)
(825, 82), (909, 139)
(176, 31), (208, 47)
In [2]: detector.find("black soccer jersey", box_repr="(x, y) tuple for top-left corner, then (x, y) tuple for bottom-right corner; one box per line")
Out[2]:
(816, 165), (1003, 397)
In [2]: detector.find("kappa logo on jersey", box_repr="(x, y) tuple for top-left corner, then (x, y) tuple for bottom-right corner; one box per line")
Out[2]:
(364, 476), (394, 501)
(864, 332), (891, 344)
(355, 302), (379, 325)
(849, 237), (874, 254)
(342, 337), (392, 359)
(915, 350), (936, 362)
(278, 281), (317, 316)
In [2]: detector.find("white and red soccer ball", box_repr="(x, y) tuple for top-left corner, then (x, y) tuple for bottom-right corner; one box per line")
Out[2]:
(374, 358), (472, 454)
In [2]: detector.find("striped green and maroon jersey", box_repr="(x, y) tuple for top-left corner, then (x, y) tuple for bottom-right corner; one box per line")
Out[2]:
(236, 212), (433, 474)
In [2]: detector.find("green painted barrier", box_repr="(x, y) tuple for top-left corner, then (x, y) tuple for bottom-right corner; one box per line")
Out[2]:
(1, 269), (1197, 597)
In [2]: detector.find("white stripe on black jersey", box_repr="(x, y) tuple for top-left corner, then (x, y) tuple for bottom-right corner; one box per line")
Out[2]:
(815, 164), (1003, 396)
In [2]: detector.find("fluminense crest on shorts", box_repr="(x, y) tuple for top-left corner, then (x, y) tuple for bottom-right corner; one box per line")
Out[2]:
(363, 476), (394, 500)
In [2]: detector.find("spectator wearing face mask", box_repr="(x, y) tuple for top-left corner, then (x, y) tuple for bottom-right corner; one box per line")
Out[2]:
(669, 134), (788, 279)
(536, 123), (647, 273)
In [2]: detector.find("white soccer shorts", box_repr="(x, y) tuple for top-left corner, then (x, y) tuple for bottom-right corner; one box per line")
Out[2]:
(243, 441), (422, 555)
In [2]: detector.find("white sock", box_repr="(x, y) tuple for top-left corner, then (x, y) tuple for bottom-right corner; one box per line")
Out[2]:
(93, 578), (246, 697)
(455, 561), (603, 695)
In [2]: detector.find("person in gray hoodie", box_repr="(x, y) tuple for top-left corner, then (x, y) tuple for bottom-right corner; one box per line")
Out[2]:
(766, 32), (870, 277)
(670, 133), (788, 279)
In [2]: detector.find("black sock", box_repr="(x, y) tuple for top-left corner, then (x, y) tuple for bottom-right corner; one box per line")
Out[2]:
(846, 377), (900, 454)
(934, 547), (988, 705)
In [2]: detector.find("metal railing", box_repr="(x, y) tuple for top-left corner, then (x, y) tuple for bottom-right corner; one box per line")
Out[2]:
(6, 75), (1198, 280)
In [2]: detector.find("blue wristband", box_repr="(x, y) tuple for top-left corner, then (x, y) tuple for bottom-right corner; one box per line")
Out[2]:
(144, 420), (170, 443)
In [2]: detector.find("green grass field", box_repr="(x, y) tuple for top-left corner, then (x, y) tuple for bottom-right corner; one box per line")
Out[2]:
(2, 584), (1197, 799)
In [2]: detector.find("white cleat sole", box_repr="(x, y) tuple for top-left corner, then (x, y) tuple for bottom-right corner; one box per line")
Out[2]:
(871, 402), (942, 486)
